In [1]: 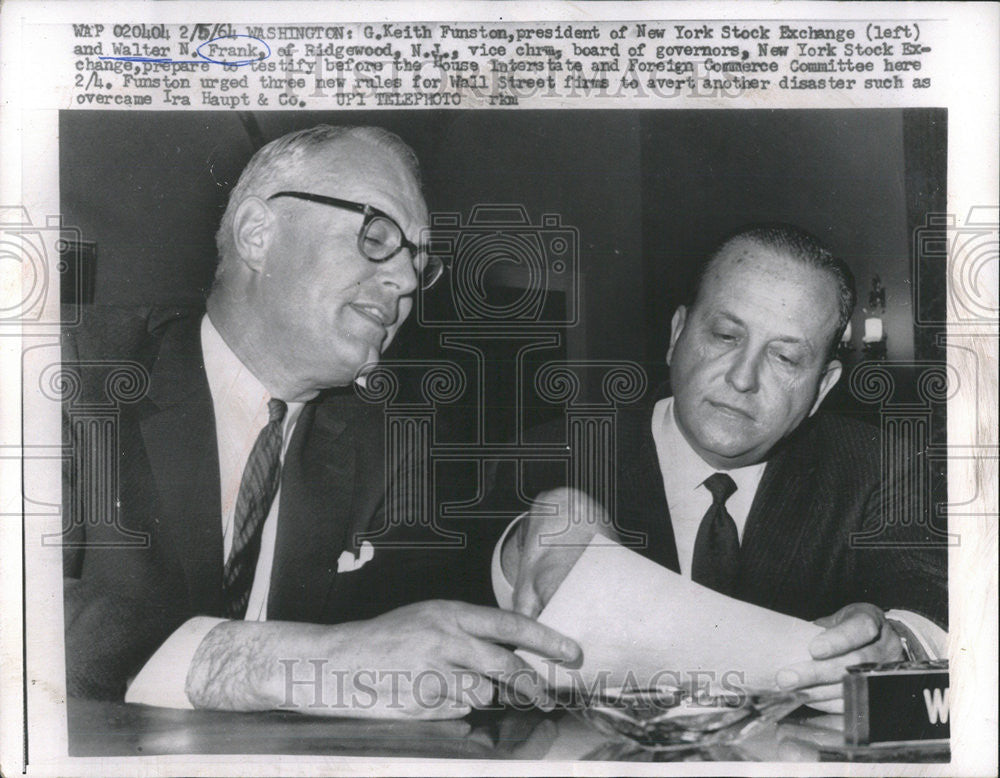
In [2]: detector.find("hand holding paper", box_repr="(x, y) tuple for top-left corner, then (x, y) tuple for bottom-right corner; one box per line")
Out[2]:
(501, 487), (619, 618)
(516, 537), (824, 694)
(774, 602), (906, 713)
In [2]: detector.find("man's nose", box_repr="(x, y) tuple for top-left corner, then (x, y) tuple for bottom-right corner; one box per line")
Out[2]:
(378, 250), (419, 296)
(725, 345), (761, 393)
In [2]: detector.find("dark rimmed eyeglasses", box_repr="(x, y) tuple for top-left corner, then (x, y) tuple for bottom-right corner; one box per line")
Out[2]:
(267, 190), (444, 290)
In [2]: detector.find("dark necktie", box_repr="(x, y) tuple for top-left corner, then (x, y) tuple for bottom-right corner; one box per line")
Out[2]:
(223, 398), (287, 618)
(691, 472), (739, 596)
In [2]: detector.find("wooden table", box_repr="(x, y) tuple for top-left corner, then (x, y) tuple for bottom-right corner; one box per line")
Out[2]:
(67, 697), (857, 762)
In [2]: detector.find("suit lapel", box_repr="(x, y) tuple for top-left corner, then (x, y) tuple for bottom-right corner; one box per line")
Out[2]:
(618, 401), (681, 573)
(139, 313), (225, 615)
(739, 433), (817, 603)
(267, 399), (356, 622)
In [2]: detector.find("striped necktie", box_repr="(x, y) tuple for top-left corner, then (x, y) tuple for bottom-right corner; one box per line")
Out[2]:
(222, 398), (287, 618)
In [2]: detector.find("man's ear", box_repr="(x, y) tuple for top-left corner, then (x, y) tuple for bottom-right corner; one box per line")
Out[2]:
(809, 359), (843, 417)
(666, 305), (688, 366)
(232, 196), (274, 272)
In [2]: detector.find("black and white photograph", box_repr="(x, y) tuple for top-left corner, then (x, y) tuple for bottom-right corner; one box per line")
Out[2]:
(51, 105), (951, 760)
(1, 3), (997, 776)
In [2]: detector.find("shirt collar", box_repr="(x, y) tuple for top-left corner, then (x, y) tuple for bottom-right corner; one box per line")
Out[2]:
(657, 396), (767, 506)
(202, 314), (273, 422)
(201, 315), (305, 434)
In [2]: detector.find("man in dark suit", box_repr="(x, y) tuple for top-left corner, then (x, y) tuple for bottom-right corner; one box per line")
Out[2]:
(499, 225), (947, 712)
(63, 125), (579, 717)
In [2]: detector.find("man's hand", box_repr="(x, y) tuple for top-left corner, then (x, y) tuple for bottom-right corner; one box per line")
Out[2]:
(775, 603), (904, 713)
(501, 487), (618, 618)
(185, 600), (581, 719)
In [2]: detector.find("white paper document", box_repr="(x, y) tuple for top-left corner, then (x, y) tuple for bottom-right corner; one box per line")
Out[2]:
(519, 538), (824, 693)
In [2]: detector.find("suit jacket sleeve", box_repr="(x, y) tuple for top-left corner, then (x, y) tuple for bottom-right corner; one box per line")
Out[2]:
(848, 451), (949, 628)
(61, 307), (195, 700)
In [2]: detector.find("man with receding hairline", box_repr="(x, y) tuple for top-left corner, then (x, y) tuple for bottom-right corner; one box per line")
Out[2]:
(501, 224), (947, 712)
(63, 125), (581, 718)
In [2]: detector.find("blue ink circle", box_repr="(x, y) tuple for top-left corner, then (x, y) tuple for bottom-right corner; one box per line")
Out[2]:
(196, 35), (271, 67)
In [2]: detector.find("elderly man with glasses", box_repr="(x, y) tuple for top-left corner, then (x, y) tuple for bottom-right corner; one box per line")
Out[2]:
(63, 125), (579, 718)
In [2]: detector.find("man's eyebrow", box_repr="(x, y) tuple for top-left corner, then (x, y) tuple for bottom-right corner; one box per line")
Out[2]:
(710, 311), (816, 352)
(771, 335), (817, 356)
(708, 311), (746, 328)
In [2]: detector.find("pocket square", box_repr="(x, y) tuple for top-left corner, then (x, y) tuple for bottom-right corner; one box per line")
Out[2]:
(337, 540), (374, 574)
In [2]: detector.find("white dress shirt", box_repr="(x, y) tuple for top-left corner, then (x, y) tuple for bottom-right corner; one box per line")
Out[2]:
(126, 315), (303, 707)
(492, 397), (945, 659)
(651, 397), (767, 573)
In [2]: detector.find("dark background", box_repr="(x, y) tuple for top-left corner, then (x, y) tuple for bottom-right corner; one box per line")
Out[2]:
(59, 109), (947, 421)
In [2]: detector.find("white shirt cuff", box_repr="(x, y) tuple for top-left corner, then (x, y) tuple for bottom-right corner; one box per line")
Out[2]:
(491, 513), (526, 611)
(886, 609), (947, 660)
(124, 616), (227, 708)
